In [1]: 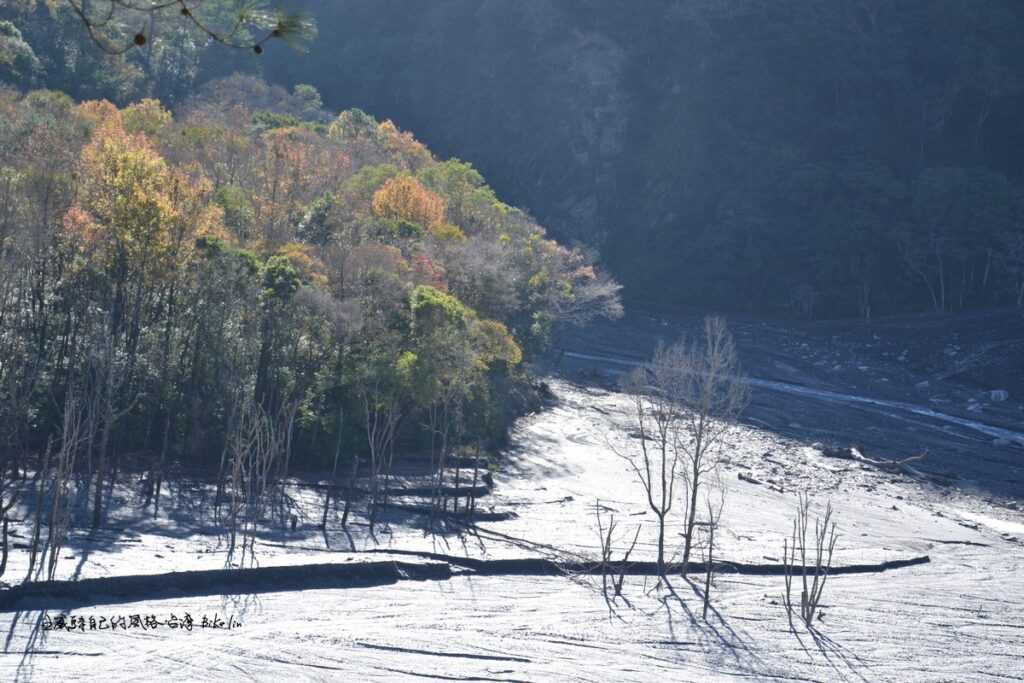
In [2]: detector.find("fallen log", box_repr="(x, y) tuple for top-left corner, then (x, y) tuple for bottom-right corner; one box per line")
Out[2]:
(358, 483), (492, 499)
(347, 548), (931, 577)
(304, 482), (492, 499)
(0, 560), (452, 612)
(0, 552), (930, 612)
(372, 502), (517, 522)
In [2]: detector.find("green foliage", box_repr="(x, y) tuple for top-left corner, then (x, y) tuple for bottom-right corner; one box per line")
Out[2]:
(383, 218), (425, 239)
(529, 311), (554, 349)
(232, 248), (263, 277)
(214, 185), (255, 234)
(328, 108), (380, 142)
(292, 83), (322, 116)
(296, 193), (335, 245)
(262, 254), (302, 300)
(0, 76), (620, 494)
(0, 19), (41, 84)
(394, 350), (418, 383)
(428, 222), (467, 242)
(410, 285), (473, 330)
(22, 89), (74, 114)
(417, 158), (497, 229)
(474, 319), (522, 366)
(340, 164), (400, 203)
(252, 110), (302, 131)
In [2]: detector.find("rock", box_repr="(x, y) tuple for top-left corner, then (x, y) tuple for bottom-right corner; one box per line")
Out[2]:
(989, 389), (1009, 402)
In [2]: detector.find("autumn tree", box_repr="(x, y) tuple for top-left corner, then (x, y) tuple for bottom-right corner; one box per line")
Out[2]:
(0, 82), (621, 548)
(371, 174), (446, 235)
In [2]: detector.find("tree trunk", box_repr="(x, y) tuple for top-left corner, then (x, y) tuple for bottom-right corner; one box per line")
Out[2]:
(91, 402), (113, 530)
(0, 516), (8, 579)
(341, 455), (358, 529)
(656, 511), (665, 577)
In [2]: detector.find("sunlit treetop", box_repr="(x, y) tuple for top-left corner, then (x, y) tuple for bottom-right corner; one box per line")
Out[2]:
(53, 0), (315, 55)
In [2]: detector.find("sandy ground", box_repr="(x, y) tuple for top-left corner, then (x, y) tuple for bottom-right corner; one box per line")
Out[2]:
(1, 374), (1022, 681)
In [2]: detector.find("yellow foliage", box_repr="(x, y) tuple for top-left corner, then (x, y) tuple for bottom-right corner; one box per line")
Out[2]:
(75, 100), (122, 130)
(428, 222), (467, 242)
(378, 120), (432, 170)
(122, 99), (172, 137)
(371, 175), (445, 228)
(65, 112), (226, 283)
(275, 242), (329, 287)
(475, 319), (522, 366)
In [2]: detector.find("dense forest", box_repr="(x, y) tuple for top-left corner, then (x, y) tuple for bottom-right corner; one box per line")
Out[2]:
(0, 17), (622, 531)
(262, 0), (1024, 318)
(5, 1), (1024, 318)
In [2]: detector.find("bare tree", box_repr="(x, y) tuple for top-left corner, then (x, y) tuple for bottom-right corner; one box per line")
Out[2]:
(701, 489), (724, 620)
(593, 499), (641, 611)
(26, 440), (52, 582)
(677, 316), (749, 573)
(359, 374), (402, 532)
(427, 379), (467, 520)
(89, 328), (140, 530)
(225, 397), (282, 567)
(46, 389), (87, 581)
(612, 316), (746, 582)
(783, 493), (839, 627)
(612, 343), (689, 579)
(696, 473), (729, 622)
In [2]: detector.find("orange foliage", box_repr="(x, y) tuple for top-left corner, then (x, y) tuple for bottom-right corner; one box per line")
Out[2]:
(410, 254), (448, 291)
(377, 120), (432, 171)
(251, 126), (351, 244)
(371, 175), (445, 228)
(65, 112), (226, 283)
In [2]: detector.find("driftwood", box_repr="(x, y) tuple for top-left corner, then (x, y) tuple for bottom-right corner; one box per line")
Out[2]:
(818, 444), (933, 480)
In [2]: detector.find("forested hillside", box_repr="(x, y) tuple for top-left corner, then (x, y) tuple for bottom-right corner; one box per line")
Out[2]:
(0, 74), (620, 526)
(261, 0), (1024, 318)
(4, 1), (1024, 318)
